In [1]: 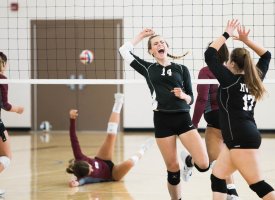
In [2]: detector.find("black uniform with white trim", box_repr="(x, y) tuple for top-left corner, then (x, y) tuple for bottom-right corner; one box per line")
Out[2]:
(205, 47), (271, 149)
(119, 42), (195, 138)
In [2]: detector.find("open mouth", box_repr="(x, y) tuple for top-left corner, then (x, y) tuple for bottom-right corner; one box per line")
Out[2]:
(158, 49), (165, 54)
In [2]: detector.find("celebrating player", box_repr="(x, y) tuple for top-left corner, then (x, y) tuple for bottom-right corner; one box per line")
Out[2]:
(205, 19), (275, 200)
(192, 43), (239, 200)
(0, 52), (24, 195)
(119, 29), (209, 200)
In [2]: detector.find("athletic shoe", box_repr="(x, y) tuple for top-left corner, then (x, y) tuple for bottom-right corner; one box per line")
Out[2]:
(114, 93), (124, 104)
(227, 194), (240, 200)
(227, 184), (239, 200)
(180, 150), (193, 182)
(0, 189), (5, 196)
(140, 137), (154, 153)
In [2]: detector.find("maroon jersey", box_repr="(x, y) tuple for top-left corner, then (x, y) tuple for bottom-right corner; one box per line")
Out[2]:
(69, 119), (113, 184)
(0, 74), (12, 118)
(192, 67), (219, 127)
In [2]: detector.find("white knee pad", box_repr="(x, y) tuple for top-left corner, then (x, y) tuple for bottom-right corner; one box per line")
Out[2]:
(107, 122), (118, 134)
(0, 156), (11, 169)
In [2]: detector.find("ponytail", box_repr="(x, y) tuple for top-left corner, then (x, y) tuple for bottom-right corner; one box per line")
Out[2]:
(0, 60), (5, 72)
(167, 51), (189, 60)
(231, 48), (266, 100)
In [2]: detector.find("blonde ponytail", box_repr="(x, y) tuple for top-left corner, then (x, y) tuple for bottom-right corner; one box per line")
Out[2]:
(167, 51), (189, 60)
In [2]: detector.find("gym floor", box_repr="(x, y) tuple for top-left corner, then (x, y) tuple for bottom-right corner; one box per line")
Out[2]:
(1, 131), (274, 200)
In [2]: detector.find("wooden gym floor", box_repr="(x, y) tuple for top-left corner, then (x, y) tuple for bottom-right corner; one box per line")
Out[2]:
(0, 131), (275, 200)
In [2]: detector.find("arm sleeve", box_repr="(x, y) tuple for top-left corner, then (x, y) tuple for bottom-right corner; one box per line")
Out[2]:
(119, 41), (135, 64)
(182, 66), (194, 105)
(78, 177), (104, 186)
(69, 119), (89, 160)
(119, 41), (152, 76)
(256, 51), (271, 80)
(192, 70), (210, 127)
(205, 47), (235, 87)
(0, 84), (12, 111)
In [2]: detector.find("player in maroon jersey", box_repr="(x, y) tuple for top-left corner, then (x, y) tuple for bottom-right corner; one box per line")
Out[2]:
(66, 93), (153, 187)
(0, 52), (24, 195)
(192, 44), (239, 200)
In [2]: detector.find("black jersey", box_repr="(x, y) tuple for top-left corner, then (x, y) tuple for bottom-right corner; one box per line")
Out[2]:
(119, 42), (193, 113)
(205, 47), (271, 147)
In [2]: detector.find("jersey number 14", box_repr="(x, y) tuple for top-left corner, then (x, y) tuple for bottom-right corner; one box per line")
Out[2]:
(161, 68), (172, 76)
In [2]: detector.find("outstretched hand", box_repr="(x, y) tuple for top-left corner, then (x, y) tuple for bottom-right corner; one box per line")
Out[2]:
(233, 25), (250, 43)
(69, 109), (78, 119)
(69, 180), (79, 187)
(225, 19), (240, 37)
(16, 106), (24, 114)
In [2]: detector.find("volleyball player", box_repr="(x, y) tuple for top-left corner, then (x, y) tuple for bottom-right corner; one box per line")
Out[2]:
(192, 44), (239, 200)
(205, 19), (275, 200)
(119, 28), (209, 200)
(0, 52), (24, 195)
(66, 93), (153, 187)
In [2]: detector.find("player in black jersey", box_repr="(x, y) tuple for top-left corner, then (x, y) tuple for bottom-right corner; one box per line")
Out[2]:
(119, 28), (209, 200)
(205, 19), (275, 200)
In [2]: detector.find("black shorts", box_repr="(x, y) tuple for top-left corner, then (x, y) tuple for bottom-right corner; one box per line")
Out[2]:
(0, 119), (7, 142)
(204, 110), (220, 129)
(153, 111), (195, 138)
(223, 120), (262, 150)
(95, 157), (114, 172)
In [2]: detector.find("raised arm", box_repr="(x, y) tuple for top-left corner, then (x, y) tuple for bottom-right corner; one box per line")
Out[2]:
(131, 28), (155, 46)
(69, 110), (88, 160)
(210, 19), (239, 51)
(119, 28), (154, 64)
(233, 26), (267, 56)
(205, 20), (240, 86)
(233, 25), (271, 77)
(119, 29), (155, 75)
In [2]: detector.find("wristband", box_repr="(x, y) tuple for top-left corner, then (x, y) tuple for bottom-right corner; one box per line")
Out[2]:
(222, 32), (230, 40)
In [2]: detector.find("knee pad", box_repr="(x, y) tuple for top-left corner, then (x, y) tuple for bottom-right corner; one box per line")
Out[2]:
(210, 174), (227, 193)
(195, 163), (210, 172)
(107, 122), (118, 134)
(167, 170), (180, 185)
(250, 180), (274, 198)
(0, 156), (11, 169)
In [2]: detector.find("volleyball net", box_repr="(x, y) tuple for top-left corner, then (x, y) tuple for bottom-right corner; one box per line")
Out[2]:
(0, 0), (274, 84)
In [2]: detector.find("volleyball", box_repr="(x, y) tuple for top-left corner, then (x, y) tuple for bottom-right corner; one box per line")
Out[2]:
(79, 50), (94, 64)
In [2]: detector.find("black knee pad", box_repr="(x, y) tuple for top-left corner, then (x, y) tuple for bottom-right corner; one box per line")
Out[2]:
(167, 170), (180, 185)
(210, 174), (227, 193)
(249, 180), (274, 198)
(195, 163), (210, 172)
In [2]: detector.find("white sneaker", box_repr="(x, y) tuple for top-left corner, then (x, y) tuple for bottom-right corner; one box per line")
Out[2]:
(140, 137), (154, 153)
(0, 189), (5, 196)
(180, 150), (193, 182)
(114, 93), (124, 104)
(227, 194), (240, 200)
